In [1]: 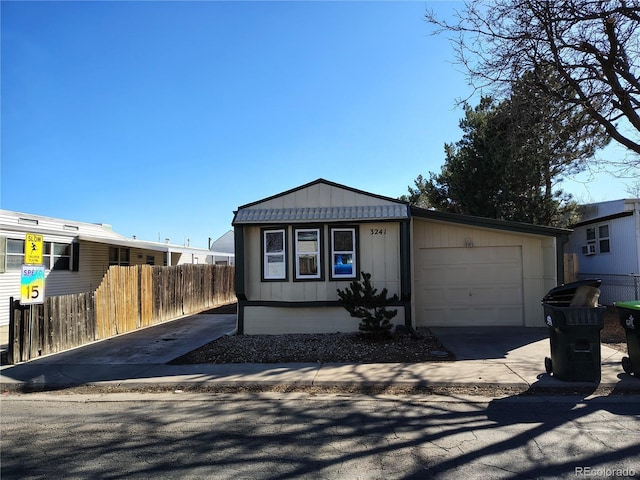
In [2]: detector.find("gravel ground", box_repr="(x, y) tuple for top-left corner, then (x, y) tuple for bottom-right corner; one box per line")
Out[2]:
(169, 304), (630, 365)
(170, 327), (453, 364)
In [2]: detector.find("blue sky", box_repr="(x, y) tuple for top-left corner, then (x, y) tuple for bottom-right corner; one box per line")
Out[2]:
(1, 1), (633, 248)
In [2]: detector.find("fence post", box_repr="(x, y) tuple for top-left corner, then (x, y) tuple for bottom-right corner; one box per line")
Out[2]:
(634, 274), (639, 301)
(8, 297), (16, 364)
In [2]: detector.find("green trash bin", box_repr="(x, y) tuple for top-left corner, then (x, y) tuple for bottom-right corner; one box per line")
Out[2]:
(615, 301), (640, 377)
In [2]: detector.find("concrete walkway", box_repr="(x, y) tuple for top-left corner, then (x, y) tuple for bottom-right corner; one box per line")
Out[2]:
(1, 314), (638, 394)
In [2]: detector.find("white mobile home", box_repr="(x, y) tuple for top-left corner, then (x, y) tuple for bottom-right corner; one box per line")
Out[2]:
(210, 230), (235, 266)
(565, 199), (640, 303)
(0, 210), (231, 326)
(232, 179), (568, 334)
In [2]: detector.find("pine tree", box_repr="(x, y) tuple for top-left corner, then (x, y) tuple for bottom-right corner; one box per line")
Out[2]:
(337, 272), (398, 338)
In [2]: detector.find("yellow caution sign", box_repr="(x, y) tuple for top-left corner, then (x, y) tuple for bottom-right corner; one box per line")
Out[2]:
(24, 233), (44, 265)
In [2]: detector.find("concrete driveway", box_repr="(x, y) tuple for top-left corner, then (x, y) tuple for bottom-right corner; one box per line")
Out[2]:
(15, 313), (237, 365)
(431, 326), (550, 362)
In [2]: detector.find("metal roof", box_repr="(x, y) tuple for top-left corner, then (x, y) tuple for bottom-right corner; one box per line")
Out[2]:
(233, 205), (410, 224)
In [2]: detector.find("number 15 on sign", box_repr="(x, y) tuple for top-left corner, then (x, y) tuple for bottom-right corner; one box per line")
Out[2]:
(20, 265), (45, 305)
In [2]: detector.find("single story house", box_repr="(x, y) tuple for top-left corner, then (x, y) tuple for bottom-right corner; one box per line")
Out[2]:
(564, 198), (640, 304)
(0, 209), (233, 326)
(232, 179), (569, 334)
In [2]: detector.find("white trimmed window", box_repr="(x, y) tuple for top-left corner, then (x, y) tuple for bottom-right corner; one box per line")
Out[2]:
(46, 242), (71, 270)
(598, 224), (610, 253)
(294, 228), (321, 280)
(6, 239), (25, 270)
(263, 229), (286, 280)
(3, 239), (73, 271)
(331, 227), (357, 279)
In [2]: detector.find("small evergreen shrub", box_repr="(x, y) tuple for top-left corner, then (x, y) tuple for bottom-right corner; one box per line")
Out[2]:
(336, 271), (399, 338)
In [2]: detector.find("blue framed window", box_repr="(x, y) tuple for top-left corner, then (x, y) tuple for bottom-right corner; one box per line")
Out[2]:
(330, 227), (357, 280)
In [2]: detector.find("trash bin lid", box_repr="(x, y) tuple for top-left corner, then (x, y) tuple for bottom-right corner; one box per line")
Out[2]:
(615, 301), (640, 311)
(542, 279), (601, 305)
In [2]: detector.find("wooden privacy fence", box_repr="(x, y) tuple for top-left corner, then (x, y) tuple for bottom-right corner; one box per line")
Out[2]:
(9, 264), (235, 364)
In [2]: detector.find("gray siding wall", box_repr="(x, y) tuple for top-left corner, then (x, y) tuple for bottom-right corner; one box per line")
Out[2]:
(566, 215), (639, 276)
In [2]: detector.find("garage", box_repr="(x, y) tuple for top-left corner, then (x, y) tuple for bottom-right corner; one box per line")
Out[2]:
(410, 209), (569, 328)
(415, 246), (525, 327)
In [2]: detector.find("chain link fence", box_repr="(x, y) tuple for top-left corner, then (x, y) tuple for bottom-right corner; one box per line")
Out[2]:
(577, 273), (640, 305)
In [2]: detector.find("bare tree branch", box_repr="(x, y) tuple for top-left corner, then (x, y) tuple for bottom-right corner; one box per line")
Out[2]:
(427, 0), (640, 162)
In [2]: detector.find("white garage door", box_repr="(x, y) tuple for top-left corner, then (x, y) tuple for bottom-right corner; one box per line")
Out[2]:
(415, 246), (524, 327)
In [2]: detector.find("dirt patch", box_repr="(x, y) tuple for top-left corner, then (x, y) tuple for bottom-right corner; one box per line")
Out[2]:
(602, 306), (628, 353)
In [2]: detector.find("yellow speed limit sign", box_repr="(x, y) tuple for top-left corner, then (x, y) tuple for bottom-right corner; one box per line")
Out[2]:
(21, 265), (45, 305)
(25, 233), (44, 265)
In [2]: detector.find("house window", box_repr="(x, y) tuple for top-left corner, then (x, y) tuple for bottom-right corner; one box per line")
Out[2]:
(262, 228), (287, 280)
(598, 224), (610, 253)
(47, 242), (71, 270)
(331, 227), (357, 279)
(294, 227), (322, 280)
(3, 239), (73, 271)
(109, 247), (130, 266)
(6, 239), (25, 270)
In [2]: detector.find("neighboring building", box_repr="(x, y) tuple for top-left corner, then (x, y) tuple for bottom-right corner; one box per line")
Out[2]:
(565, 199), (640, 304)
(0, 209), (231, 326)
(210, 230), (235, 265)
(232, 179), (568, 334)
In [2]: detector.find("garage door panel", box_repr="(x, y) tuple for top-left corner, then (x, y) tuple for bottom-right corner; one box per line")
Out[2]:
(419, 264), (521, 286)
(416, 246), (524, 327)
(424, 286), (521, 306)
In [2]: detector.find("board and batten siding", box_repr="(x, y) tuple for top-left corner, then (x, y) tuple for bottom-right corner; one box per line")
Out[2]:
(244, 222), (401, 303)
(252, 182), (402, 210)
(242, 306), (406, 335)
(241, 220), (403, 334)
(411, 218), (557, 327)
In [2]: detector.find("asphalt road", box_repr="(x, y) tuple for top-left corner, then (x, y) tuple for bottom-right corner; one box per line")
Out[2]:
(2, 392), (639, 479)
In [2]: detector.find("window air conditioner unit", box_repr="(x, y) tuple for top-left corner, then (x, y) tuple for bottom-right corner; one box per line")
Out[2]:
(581, 244), (596, 255)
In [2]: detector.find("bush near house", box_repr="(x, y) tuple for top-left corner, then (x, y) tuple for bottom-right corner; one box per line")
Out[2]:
(337, 272), (399, 338)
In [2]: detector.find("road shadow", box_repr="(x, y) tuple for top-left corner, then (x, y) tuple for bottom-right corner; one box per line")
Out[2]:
(2, 389), (639, 479)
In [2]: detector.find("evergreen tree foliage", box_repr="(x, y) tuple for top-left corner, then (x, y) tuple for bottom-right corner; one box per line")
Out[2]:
(336, 272), (399, 338)
(405, 71), (609, 227)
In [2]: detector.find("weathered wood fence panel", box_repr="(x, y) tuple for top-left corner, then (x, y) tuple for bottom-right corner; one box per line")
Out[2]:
(9, 292), (95, 365)
(8, 264), (235, 364)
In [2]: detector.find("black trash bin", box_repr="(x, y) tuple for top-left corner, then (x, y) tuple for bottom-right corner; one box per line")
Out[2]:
(542, 279), (606, 382)
(615, 301), (640, 376)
